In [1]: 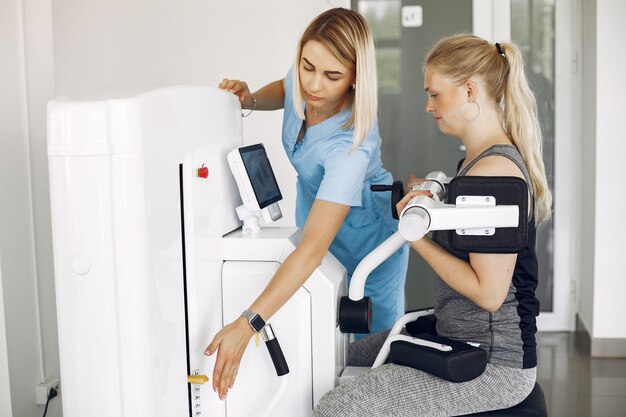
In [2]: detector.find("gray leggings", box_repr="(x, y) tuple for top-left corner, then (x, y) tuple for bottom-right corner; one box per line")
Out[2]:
(314, 332), (536, 417)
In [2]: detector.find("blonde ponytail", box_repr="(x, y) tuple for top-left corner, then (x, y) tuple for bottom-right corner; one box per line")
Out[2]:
(425, 35), (552, 224)
(499, 43), (552, 224)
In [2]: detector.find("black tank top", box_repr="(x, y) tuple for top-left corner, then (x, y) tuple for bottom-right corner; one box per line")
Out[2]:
(431, 144), (540, 369)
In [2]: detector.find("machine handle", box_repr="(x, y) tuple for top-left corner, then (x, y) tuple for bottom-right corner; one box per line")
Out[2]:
(261, 324), (289, 376)
(370, 180), (405, 219)
(370, 184), (395, 192)
(371, 172), (447, 220)
(398, 205), (431, 241)
(410, 171), (447, 202)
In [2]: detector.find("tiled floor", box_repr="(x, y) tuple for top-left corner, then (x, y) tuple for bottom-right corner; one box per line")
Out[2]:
(536, 332), (626, 417)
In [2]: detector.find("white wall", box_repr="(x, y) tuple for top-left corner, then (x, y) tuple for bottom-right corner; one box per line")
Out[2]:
(578, 0), (626, 353)
(50, 0), (348, 229)
(0, 0), (54, 415)
(0, 257), (13, 417)
(22, 0), (62, 415)
(591, 0), (626, 340)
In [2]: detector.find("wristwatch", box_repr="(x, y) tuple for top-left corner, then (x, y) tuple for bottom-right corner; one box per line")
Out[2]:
(241, 309), (266, 332)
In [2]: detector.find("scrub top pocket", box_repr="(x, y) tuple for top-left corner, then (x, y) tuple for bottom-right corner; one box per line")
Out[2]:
(344, 205), (378, 229)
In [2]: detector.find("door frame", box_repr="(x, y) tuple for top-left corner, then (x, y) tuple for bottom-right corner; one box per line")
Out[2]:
(541, 0), (581, 331)
(474, 0), (580, 331)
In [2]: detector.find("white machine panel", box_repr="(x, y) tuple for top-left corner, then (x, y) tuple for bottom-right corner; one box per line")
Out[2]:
(220, 228), (348, 412)
(222, 261), (312, 416)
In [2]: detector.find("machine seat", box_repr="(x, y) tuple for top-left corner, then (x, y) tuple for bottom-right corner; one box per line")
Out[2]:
(404, 313), (548, 417)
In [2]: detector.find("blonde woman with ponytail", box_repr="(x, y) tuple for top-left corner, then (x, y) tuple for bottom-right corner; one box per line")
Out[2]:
(206, 8), (409, 401)
(315, 34), (551, 416)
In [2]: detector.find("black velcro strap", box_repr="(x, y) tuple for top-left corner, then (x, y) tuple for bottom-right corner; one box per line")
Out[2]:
(446, 176), (528, 253)
(389, 333), (487, 383)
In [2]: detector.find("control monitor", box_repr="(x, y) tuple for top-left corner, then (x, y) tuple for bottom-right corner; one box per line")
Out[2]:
(227, 143), (283, 228)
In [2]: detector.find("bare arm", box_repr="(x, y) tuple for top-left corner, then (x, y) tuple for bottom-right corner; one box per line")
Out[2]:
(406, 237), (516, 312)
(205, 200), (350, 399)
(397, 156), (526, 312)
(218, 78), (285, 110)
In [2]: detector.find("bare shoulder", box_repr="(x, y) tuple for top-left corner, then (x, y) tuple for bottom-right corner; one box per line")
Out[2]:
(465, 155), (524, 179)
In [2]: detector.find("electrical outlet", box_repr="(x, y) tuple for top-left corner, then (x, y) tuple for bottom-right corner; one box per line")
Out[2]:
(35, 377), (60, 405)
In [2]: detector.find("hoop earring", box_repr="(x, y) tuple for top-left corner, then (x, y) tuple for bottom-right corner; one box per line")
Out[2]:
(461, 101), (480, 121)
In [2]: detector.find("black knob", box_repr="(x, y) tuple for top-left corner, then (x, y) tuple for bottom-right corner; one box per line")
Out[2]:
(370, 181), (405, 219)
(339, 296), (372, 334)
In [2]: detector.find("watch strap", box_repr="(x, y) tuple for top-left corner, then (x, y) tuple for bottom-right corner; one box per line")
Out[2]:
(241, 309), (265, 332)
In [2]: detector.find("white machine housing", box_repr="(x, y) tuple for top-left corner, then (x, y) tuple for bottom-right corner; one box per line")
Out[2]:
(47, 86), (347, 417)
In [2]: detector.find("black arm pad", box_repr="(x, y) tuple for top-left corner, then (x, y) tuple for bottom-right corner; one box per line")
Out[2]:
(446, 176), (529, 253)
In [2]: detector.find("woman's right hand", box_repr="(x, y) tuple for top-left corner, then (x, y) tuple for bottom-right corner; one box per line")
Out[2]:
(204, 316), (255, 400)
(396, 189), (433, 220)
(218, 79), (255, 109)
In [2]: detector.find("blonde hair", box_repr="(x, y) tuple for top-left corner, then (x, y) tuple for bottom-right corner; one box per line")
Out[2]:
(292, 8), (378, 149)
(425, 34), (552, 225)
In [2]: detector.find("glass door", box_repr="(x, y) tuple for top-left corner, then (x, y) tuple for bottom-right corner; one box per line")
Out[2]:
(354, 0), (577, 330)
(354, 0), (473, 309)
(511, 0), (580, 331)
(511, 0), (556, 314)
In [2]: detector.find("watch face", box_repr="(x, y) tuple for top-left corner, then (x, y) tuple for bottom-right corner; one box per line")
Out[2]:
(250, 314), (266, 332)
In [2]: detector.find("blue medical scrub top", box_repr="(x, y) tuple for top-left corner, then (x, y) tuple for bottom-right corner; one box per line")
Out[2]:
(281, 68), (409, 334)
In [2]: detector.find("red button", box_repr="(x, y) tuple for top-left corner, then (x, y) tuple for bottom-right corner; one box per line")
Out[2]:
(196, 166), (209, 178)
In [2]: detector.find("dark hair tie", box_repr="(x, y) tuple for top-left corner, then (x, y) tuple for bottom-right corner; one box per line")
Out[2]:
(495, 42), (506, 58)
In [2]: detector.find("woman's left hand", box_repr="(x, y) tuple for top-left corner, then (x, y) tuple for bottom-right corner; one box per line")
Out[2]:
(403, 175), (425, 194)
(204, 317), (255, 400)
(395, 189), (433, 219)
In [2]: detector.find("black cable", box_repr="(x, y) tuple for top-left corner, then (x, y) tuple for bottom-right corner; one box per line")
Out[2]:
(41, 387), (57, 417)
(41, 398), (49, 417)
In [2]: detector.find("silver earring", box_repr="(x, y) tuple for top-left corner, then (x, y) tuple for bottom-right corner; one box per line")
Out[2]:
(352, 84), (356, 89)
(461, 101), (480, 121)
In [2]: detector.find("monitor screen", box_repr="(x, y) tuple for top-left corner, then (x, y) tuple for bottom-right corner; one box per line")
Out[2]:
(238, 144), (282, 209)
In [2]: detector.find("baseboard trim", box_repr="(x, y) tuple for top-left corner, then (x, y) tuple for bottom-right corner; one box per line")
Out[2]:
(576, 314), (626, 358)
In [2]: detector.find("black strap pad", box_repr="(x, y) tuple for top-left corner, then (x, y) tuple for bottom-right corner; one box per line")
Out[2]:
(446, 176), (528, 253)
(389, 333), (487, 383)
(405, 313), (438, 337)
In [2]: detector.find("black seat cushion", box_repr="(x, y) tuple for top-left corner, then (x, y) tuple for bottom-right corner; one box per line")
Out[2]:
(463, 382), (547, 416)
(404, 313), (547, 416)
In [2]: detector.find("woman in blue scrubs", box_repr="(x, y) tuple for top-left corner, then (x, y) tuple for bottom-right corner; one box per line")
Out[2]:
(205, 7), (408, 400)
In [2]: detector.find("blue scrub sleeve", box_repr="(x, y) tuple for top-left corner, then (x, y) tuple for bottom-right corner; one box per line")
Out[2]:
(316, 143), (370, 207)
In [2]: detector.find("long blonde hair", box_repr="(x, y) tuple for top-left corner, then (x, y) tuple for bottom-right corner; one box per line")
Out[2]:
(425, 34), (552, 224)
(292, 8), (378, 149)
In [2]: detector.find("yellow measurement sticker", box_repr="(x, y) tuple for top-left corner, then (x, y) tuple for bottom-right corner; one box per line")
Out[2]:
(187, 374), (209, 385)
